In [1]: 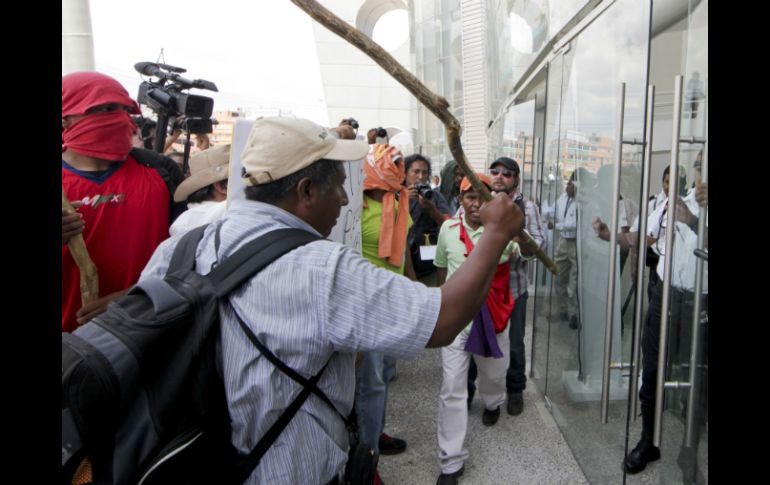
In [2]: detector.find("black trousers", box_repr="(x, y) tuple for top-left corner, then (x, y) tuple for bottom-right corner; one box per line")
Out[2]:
(639, 280), (708, 441)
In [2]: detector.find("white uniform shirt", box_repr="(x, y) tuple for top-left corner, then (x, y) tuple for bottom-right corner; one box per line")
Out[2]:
(554, 192), (577, 239)
(646, 197), (707, 292)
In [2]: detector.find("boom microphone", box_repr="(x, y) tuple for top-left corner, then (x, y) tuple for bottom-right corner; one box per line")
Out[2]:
(134, 62), (165, 78)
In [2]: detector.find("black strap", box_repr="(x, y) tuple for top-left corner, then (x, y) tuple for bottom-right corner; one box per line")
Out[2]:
(207, 228), (321, 296)
(232, 310), (352, 482)
(167, 225), (321, 296)
(232, 349), (331, 483)
(234, 311), (352, 428)
(167, 224), (211, 273)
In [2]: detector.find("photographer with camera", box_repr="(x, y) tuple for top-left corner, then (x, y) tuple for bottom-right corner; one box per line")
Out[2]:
(404, 154), (453, 283)
(337, 117), (363, 141)
(61, 71), (185, 332)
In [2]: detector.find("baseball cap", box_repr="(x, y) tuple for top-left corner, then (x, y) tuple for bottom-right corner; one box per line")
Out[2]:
(460, 173), (492, 193)
(241, 117), (369, 186)
(489, 156), (520, 174)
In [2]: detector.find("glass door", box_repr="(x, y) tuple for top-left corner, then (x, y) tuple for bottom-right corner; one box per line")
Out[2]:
(530, 0), (653, 483)
(646, 0), (708, 483)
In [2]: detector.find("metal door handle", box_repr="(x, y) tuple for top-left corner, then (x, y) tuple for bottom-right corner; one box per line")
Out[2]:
(600, 83), (625, 423)
(653, 75), (684, 447)
(630, 85), (656, 421)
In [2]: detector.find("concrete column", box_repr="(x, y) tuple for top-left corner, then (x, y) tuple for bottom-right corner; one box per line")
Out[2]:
(62, 0), (95, 74)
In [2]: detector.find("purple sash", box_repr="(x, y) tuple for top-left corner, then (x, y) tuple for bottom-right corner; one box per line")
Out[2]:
(464, 304), (503, 358)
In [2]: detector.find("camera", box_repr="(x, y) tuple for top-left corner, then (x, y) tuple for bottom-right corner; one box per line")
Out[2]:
(342, 117), (359, 130)
(415, 182), (434, 200)
(375, 127), (388, 138)
(134, 62), (218, 153)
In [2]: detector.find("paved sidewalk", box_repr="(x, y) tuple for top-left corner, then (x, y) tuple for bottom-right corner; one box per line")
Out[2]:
(378, 329), (589, 485)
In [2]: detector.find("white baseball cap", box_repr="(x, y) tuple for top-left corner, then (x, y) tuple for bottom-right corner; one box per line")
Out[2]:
(241, 116), (369, 186)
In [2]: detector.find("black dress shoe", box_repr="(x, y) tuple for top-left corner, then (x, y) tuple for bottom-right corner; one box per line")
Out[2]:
(436, 465), (465, 485)
(379, 433), (407, 455)
(506, 392), (523, 415)
(482, 406), (500, 426)
(624, 439), (661, 474)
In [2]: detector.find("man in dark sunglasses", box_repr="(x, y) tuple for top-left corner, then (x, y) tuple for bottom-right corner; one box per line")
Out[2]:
(467, 156), (546, 417)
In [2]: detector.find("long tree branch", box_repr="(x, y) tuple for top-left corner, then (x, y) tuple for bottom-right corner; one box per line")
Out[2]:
(291, 0), (557, 274)
(63, 188), (99, 315)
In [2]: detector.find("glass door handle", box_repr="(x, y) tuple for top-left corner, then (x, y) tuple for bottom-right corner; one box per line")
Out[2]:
(654, 75), (685, 447)
(600, 82), (626, 424)
(630, 85), (656, 422)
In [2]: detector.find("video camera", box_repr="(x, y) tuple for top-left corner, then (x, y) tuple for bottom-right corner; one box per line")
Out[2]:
(134, 62), (218, 159)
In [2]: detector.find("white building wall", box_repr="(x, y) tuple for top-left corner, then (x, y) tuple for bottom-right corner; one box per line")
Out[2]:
(313, 0), (414, 134)
(460, 0), (489, 171)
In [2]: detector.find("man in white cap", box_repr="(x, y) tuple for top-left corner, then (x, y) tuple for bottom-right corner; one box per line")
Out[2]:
(140, 116), (524, 485)
(169, 144), (231, 236)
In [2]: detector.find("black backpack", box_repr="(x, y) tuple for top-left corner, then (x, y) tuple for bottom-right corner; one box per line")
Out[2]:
(62, 225), (327, 485)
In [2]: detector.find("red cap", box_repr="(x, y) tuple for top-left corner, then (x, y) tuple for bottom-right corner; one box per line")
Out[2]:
(460, 173), (492, 193)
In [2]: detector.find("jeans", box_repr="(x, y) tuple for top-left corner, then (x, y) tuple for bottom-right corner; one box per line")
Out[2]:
(354, 352), (389, 452)
(469, 292), (527, 397)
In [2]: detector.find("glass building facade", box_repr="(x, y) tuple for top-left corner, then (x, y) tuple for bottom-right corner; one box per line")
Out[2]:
(411, 0), (708, 483)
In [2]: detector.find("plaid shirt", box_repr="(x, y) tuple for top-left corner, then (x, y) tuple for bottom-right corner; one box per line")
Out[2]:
(509, 191), (546, 298)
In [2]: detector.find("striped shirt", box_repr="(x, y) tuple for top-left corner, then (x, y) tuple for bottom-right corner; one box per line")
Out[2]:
(509, 192), (546, 298)
(140, 199), (441, 484)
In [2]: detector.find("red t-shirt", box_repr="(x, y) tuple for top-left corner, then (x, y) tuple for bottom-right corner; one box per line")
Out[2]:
(62, 155), (170, 332)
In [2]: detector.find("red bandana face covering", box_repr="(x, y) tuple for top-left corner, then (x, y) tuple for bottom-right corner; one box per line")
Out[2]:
(62, 111), (137, 161)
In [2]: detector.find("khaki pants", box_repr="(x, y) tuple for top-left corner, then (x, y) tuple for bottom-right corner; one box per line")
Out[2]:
(437, 328), (509, 474)
(554, 238), (578, 318)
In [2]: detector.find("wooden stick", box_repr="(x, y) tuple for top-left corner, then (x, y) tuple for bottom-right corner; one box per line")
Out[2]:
(62, 188), (99, 315)
(290, 0), (557, 275)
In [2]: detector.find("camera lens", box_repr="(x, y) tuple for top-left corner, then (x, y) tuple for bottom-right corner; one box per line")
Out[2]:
(415, 182), (433, 200)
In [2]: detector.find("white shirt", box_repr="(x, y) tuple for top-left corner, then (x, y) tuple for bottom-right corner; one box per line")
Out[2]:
(646, 197), (707, 292)
(169, 200), (228, 236)
(140, 199), (441, 484)
(554, 192), (577, 239)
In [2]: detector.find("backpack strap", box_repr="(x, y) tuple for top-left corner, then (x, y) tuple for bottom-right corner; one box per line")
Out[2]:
(231, 338), (332, 483)
(206, 228), (322, 296)
(167, 223), (211, 274)
(232, 310), (351, 482)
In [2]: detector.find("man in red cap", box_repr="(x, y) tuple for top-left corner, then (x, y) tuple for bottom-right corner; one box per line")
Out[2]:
(61, 71), (183, 332)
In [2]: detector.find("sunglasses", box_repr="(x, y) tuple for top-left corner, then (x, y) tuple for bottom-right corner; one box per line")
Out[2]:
(490, 168), (515, 178)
